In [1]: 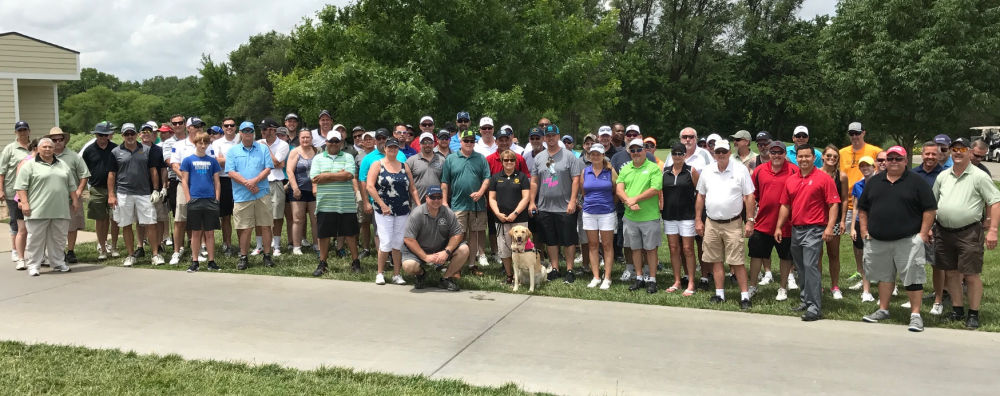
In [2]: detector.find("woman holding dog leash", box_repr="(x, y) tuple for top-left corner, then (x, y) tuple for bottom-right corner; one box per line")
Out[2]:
(489, 149), (532, 285)
(581, 143), (617, 290)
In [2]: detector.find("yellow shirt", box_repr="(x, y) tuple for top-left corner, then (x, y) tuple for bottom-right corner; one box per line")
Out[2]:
(839, 143), (881, 209)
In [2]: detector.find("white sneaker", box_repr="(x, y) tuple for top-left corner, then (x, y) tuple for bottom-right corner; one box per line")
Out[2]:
(787, 274), (799, 290)
(11, 251), (18, 261)
(250, 247), (262, 256)
(620, 269), (633, 281)
(929, 303), (943, 315)
(301, 239), (312, 248)
(901, 301), (911, 308)
(198, 255), (206, 262)
(477, 254), (488, 267)
(848, 280), (864, 290)
(15, 259), (26, 270)
(587, 278), (601, 288)
(151, 255), (165, 266)
(832, 289), (844, 300)
(392, 274), (406, 285)
(892, 286), (898, 296)
(97, 247), (107, 260)
(861, 292), (875, 302)
(775, 288), (788, 301)
(109, 244), (120, 258)
(292, 247), (303, 255)
(748, 286), (758, 299)
(53, 264), (71, 272)
(199, 248), (208, 258)
(758, 271), (773, 286)
(272, 247), (282, 257)
(165, 237), (173, 246)
(375, 273), (386, 285)
(599, 258), (605, 267)
(599, 279), (612, 290)
(123, 256), (136, 267)
(574, 254), (583, 264)
(169, 252), (182, 265)
(28, 267), (40, 276)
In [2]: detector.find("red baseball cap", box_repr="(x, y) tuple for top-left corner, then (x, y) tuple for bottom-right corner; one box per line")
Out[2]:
(158, 124), (173, 133)
(886, 145), (907, 157)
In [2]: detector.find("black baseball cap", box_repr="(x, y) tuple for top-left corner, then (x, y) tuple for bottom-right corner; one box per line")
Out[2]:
(375, 128), (391, 139)
(260, 118), (280, 129)
(14, 121), (29, 131)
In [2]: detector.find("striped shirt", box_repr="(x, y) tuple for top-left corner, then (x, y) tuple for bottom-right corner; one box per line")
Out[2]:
(310, 150), (357, 213)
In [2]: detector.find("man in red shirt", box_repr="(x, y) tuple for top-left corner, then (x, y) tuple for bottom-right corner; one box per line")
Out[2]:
(749, 141), (799, 301)
(486, 128), (529, 176)
(775, 144), (841, 321)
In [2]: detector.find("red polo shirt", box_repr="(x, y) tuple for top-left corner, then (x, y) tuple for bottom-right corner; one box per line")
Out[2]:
(752, 161), (799, 235)
(781, 167), (841, 226)
(486, 151), (530, 176)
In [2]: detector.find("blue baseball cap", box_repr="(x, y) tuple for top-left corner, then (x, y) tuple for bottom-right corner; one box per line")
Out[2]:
(238, 121), (255, 132)
(561, 135), (574, 143)
(544, 124), (560, 135)
(427, 186), (443, 196)
(456, 111), (470, 121)
(14, 121), (29, 131)
(209, 125), (223, 135)
(528, 127), (543, 137)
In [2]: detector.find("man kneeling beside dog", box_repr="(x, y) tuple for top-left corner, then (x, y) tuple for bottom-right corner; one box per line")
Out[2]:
(402, 186), (470, 291)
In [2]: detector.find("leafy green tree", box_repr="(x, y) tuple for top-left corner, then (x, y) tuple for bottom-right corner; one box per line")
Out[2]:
(198, 54), (232, 122)
(228, 32), (294, 121)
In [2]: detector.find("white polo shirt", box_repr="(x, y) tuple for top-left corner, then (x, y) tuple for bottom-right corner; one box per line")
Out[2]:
(696, 159), (754, 221)
(258, 138), (290, 181)
(666, 147), (713, 172)
(171, 136), (215, 172)
(211, 135), (240, 178)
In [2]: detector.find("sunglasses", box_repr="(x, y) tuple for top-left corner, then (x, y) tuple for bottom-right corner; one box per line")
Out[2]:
(714, 150), (730, 155)
(951, 146), (969, 153)
(824, 154), (838, 158)
(680, 135), (696, 140)
(328, 139), (342, 144)
(538, 123), (551, 128)
(480, 126), (493, 130)
(222, 124), (236, 128)
(768, 150), (785, 155)
(848, 130), (863, 136)
(376, 136), (388, 140)
(462, 139), (476, 144)
(644, 144), (655, 149)
(122, 132), (137, 136)
(428, 195), (443, 200)
(50, 137), (65, 142)
(876, 158), (886, 163)
(96, 134), (111, 138)
(457, 119), (470, 123)
(529, 136), (541, 140)
(974, 154), (986, 160)
(171, 121), (184, 126)
(671, 152), (685, 156)
(502, 158), (517, 163)
(420, 123), (434, 127)
(757, 140), (771, 146)
(885, 156), (906, 162)
(793, 133), (808, 138)
(625, 133), (639, 138)
(628, 147), (643, 153)
(240, 129), (255, 133)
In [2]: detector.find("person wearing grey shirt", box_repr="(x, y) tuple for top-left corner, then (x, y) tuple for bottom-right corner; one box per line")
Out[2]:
(406, 132), (445, 201)
(529, 124), (584, 282)
(401, 186), (470, 291)
(108, 123), (160, 266)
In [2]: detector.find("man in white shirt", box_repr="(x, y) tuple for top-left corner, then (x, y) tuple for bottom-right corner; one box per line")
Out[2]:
(311, 110), (334, 148)
(258, 119), (290, 255)
(474, 117), (498, 157)
(666, 127), (713, 171)
(213, 117), (242, 255)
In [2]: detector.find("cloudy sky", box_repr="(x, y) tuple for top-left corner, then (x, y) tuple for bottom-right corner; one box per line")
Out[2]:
(1, 0), (837, 81)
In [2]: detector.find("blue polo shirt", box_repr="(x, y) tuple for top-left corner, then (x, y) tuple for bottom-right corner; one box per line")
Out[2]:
(225, 141), (274, 203)
(399, 145), (417, 158)
(912, 164), (943, 186)
(785, 145), (823, 168)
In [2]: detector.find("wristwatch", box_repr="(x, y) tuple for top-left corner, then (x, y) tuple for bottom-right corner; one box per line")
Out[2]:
(445, 248), (453, 259)
(747, 217), (755, 222)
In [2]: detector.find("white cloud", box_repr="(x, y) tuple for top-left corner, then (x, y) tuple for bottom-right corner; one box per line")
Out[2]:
(798, 0), (838, 19)
(0, 0), (351, 81)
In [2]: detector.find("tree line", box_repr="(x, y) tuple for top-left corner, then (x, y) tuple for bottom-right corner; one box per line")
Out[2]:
(59, 0), (1000, 150)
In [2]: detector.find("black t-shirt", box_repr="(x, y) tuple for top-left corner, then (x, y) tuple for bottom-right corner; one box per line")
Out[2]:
(975, 162), (992, 177)
(489, 169), (530, 223)
(857, 170), (937, 241)
(82, 141), (118, 188)
(661, 164), (696, 221)
(145, 144), (165, 188)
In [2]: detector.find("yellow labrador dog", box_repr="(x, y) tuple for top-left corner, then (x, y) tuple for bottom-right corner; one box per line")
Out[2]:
(509, 225), (548, 292)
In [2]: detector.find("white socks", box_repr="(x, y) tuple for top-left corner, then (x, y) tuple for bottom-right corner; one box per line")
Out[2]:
(715, 289), (725, 299)
(740, 291), (749, 300)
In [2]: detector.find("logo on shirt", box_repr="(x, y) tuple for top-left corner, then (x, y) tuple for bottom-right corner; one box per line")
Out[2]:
(437, 218), (447, 226)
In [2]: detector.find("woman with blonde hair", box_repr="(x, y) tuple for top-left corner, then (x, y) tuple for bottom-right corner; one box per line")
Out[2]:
(488, 149), (531, 284)
(286, 129), (319, 255)
(819, 144), (849, 300)
(580, 143), (618, 289)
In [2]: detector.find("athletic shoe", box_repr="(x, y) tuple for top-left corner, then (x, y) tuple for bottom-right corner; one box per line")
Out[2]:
(206, 261), (221, 271)
(351, 259), (362, 273)
(861, 292), (875, 302)
(619, 268), (633, 281)
(301, 239), (312, 248)
(863, 309), (891, 323)
(132, 247), (145, 259)
(375, 273), (386, 285)
(646, 280), (657, 294)
(599, 279), (612, 290)
(53, 264), (71, 272)
(414, 270), (427, 289)
(186, 263), (199, 273)
(900, 301), (911, 308)
(801, 311), (822, 321)
(628, 279), (646, 291)
(440, 277), (460, 292)
(151, 255), (165, 266)
(272, 248), (282, 257)
(966, 315), (980, 330)
(262, 255), (275, 267)
(776, 288), (788, 301)
(358, 249), (370, 260)
(929, 303), (943, 315)
(787, 274), (798, 290)
(292, 247), (303, 255)
(847, 271), (862, 282)
(564, 271), (575, 284)
(10, 251), (17, 261)
(547, 269), (562, 281)
(97, 248), (107, 261)
(573, 254), (583, 264)
(587, 278), (601, 288)
(65, 250), (78, 264)
(832, 288), (843, 300)
(709, 295), (724, 303)
(312, 261), (327, 277)
(908, 315), (924, 332)
(599, 258), (605, 267)
(109, 246), (120, 258)
(758, 271), (773, 286)
(15, 259), (26, 270)
(28, 267), (39, 276)
(165, 237), (173, 246)
(748, 286), (758, 299)
(250, 247), (262, 256)
(169, 252), (182, 265)
(199, 247), (208, 257)
(391, 274), (406, 285)
(947, 311), (964, 322)
(740, 299), (751, 310)
(237, 256), (249, 270)
(478, 254), (488, 267)
(123, 256), (136, 267)
(892, 286), (898, 296)
(848, 281), (864, 291)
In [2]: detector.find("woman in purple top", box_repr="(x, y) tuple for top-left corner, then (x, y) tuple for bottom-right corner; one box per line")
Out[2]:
(580, 143), (617, 290)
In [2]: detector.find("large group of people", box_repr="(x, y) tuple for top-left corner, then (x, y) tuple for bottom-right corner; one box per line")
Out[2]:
(3, 113), (998, 332)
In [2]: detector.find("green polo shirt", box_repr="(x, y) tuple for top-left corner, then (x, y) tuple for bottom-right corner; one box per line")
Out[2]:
(310, 150), (357, 213)
(0, 141), (30, 198)
(13, 156), (76, 220)
(617, 158), (662, 222)
(933, 164), (1000, 228)
(441, 150), (490, 211)
(56, 148), (91, 188)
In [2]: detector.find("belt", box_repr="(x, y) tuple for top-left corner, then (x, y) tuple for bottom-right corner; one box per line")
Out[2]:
(935, 221), (979, 233)
(708, 215), (742, 224)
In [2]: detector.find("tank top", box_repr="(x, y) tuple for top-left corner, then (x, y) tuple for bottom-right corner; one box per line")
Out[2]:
(375, 162), (411, 216)
(661, 164), (696, 221)
(294, 152), (314, 193)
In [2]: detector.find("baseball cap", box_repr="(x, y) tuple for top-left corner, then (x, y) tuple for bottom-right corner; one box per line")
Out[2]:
(47, 127), (66, 137)
(886, 145), (907, 157)
(427, 186), (443, 196)
(375, 128), (391, 138)
(209, 125), (223, 135)
(331, 124), (345, 132)
(643, 137), (657, 146)
(141, 121), (158, 131)
(628, 138), (644, 148)
(418, 132), (435, 143)
(848, 122), (863, 132)
(496, 128), (513, 138)
(755, 131), (772, 141)
(598, 125), (612, 136)
(459, 129), (477, 140)
(276, 127), (289, 136)
(528, 127), (543, 137)
(186, 117), (204, 127)
(436, 129), (450, 139)
(326, 131), (342, 141)
(260, 118), (280, 129)
(479, 117), (494, 127)
(934, 134), (951, 146)
(420, 116), (434, 124)
(625, 124), (640, 134)
(456, 111), (470, 121)
(793, 125), (809, 136)
(157, 124), (172, 133)
(121, 123), (137, 133)
(385, 137), (401, 148)
(731, 130), (752, 140)
(670, 143), (686, 155)
(14, 121), (29, 130)
(318, 110), (332, 119)
(500, 125), (513, 134)
(238, 121), (255, 132)
(713, 139), (730, 151)
(543, 124), (560, 135)
(951, 137), (970, 148)
(589, 143), (606, 154)
(583, 133), (596, 142)
(767, 140), (785, 151)
(352, 125), (365, 132)
(363, 131), (376, 139)
(285, 113), (300, 121)
(706, 133), (722, 142)
(858, 156), (875, 166)
(562, 135), (574, 144)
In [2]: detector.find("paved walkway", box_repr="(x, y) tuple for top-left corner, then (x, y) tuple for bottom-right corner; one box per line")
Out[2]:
(1, 257), (999, 395)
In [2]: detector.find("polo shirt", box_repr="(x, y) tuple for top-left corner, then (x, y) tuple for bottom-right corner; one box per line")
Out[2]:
(617, 158), (662, 222)
(486, 151), (530, 176)
(405, 152), (445, 200)
(583, 165), (616, 215)
(310, 150), (357, 213)
(55, 148), (90, 188)
(404, 203), (464, 253)
(785, 145), (823, 168)
(181, 155), (221, 199)
(780, 168), (840, 226)
(857, 170), (937, 241)
(358, 149), (407, 183)
(170, 137), (216, 176)
(399, 145), (417, 158)
(665, 147), (713, 172)
(13, 156), (76, 219)
(159, 136), (179, 179)
(474, 139), (498, 158)
(838, 143), (882, 194)
(211, 135), (240, 178)
(752, 161), (799, 234)
(696, 159), (755, 221)
(0, 141), (30, 197)
(258, 138), (289, 181)
(532, 148), (584, 212)
(225, 142), (274, 203)
(82, 141), (118, 188)
(110, 143), (154, 195)
(933, 164), (1000, 228)
(610, 150), (656, 173)
(489, 169), (530, 223)
(660, 164), (696, 221)
(143, 144), (165, 189)
(912, 164), (943, 186)
(441, 150), (491, 211)
(732, 151), (758, 171)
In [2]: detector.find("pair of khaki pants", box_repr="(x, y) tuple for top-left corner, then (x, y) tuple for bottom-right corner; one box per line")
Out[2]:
(25, 218), (70, 271)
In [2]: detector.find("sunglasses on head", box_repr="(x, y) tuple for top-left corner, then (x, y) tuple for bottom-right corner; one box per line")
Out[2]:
(848, 130), (863, 136)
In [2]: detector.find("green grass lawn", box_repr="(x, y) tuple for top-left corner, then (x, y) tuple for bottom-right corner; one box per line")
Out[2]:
(0, 341), (543, 395)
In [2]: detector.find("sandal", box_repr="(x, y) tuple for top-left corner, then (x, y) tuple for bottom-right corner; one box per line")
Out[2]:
(682, 289), (695, 297)
(666, 286), (679, 293)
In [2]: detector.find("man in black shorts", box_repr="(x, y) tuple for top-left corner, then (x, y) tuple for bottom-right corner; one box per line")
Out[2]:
(748, 141), (798, 301)
(402, 186), (470, 291)
(529, 124), (585, 282)
(310, 130), (362, 276)
(213, 117), (242, 255)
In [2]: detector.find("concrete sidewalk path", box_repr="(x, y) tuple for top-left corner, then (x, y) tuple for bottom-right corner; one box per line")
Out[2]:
(2, 259), (999, 396)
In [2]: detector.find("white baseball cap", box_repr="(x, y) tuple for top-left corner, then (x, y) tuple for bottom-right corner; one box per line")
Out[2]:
(589, 143), (606, 154)
(479, 117), (494, 127)
(713, 139), (730, 151)
(326, 131), (343, 141)
(598, 125), (612, 136)
(706, 133), (722, 142)
(626, 124), (640, 134)
(420, 115), (434, 124)
(793, 125), (809, 136)
(628, 138), (644, 148)
(418, 132), (435, 143)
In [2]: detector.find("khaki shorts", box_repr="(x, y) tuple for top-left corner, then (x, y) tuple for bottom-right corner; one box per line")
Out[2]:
(495, 221), (529, 259)
(455, 210), (487, 232)
(87, 186), (112, 220)
(702, 218), (745, 266)
(233, 196), (273, 230)
(70, 201), (85, 230)
(174, 183), (189, 222)
(269, 181), (286, 220)
(357, 207), (373, 224)
(155, 200), (169, 222)
(864, 234), (926, 286)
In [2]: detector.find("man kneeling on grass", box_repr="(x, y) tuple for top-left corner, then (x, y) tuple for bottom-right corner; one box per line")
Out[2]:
(402, 186), (469, 291)
(180, 132), (222, 272)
